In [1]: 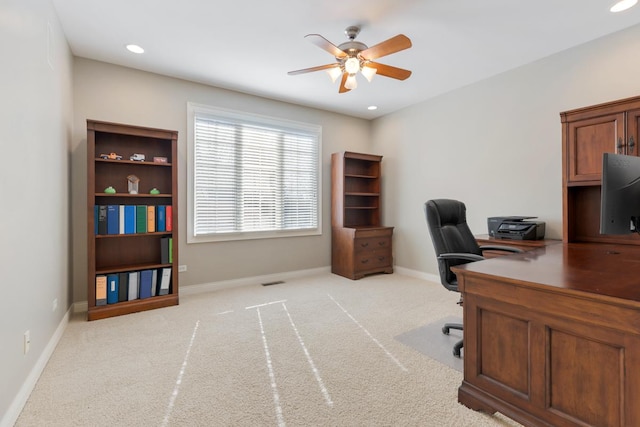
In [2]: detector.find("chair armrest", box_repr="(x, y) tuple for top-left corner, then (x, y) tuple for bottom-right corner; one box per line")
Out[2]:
(479, 245), (524, 254)
(437, 253), (485, 262)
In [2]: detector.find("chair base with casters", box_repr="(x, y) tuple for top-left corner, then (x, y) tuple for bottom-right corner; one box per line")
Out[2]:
(442, 323), (464, 357)
(424, 199), (524, 358)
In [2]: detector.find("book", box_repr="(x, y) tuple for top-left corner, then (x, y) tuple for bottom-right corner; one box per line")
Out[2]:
(159, 268), (171, 296)
(169, 237), (173, 264)
(160, 237), (171, 264)
(128, 271), (139, 300)
(139, 269), (153, 299)
(166, 205), (172, 231)
(136, 205), (147, 233)
(118, 272), (129, 302)
(106, 205), (119, 235)
(147, 205), (156, 233)
(106, 274), (119, 304)
(94, 206), (99, 235)
(156, 205), (166, 232)
(151, 269), (158, 296)
(119, 205), (125, 234)
(124, 205), (136, 234)
(97, 205), (107, 235)
(95, 275), (107, 306)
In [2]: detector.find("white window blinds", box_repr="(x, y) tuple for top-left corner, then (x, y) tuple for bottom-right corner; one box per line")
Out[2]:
(190, 105), (321, 241)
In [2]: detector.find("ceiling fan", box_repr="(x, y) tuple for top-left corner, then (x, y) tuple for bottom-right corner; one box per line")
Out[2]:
(288, 26), (412, 93)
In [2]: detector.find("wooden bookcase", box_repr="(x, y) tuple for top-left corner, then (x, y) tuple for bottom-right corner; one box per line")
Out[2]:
(331, 151), (393, 279)
(86, 120), (179, 320)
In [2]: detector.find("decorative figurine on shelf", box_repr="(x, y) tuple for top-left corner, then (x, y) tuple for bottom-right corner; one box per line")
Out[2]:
(104, 186), (116, 194)
(130, 153), (145, 162)
(99, 152), (123, 160)
(127, 174), (140, 194)
(149, 188), (160, 195)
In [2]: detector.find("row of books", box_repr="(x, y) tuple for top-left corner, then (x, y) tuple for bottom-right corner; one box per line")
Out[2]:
(95, 205), (173, 235)
(95, 268), (172, 305)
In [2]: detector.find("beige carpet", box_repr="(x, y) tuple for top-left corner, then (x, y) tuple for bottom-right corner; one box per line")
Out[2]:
(15, 273), (522, 426)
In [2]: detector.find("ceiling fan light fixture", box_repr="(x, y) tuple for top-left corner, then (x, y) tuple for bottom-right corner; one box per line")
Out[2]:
(327, 67), (342, 83)
(361, 66), (377, 82)
(345, 74), (358, 90)
(344, 57), (360, 74)
(287, 27), (412, 94)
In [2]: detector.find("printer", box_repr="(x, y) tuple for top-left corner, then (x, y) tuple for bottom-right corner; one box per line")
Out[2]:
(487, 216), (546, 240)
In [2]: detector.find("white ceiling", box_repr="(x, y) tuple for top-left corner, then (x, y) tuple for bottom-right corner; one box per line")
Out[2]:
(52, 0), (640, 119)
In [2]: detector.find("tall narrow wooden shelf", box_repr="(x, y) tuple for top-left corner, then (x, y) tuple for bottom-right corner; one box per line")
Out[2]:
(331, 151), (393, 280)
(87, 120), (179, 320)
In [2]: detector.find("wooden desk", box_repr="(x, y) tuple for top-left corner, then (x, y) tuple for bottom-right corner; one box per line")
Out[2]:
(475, 234), (560, 258)
(452, 243), (640, 427)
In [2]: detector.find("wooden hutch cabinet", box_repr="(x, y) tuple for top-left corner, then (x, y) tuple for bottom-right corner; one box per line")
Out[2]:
(87, 120), (179, 320)
(561, 95), (640, 246)
(331, 151), (393, 280)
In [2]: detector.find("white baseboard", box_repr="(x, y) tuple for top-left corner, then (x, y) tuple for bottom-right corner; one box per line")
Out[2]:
(393, 266), (440, 284)
(1, 308), (71, 427)
(73, 301), (88, 313)
(180, 266), (331, 296)
(73, 266), (333, 309)
(72, 265), (439, 309)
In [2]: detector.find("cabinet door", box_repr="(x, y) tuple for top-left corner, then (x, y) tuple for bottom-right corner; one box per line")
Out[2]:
(625, 109), (640, 157)
(567, 112), (625, 182)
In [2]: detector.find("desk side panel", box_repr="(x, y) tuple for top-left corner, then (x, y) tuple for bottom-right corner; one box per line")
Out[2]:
(458, 271), (640, 427)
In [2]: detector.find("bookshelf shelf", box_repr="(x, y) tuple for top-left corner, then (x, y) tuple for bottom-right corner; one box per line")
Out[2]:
(95, 232), (172, 239)
(96, 263), (173, 275)
(95, 158), (173, 167)
(94, 193), (173, 198)
(87, 120), (179, 321)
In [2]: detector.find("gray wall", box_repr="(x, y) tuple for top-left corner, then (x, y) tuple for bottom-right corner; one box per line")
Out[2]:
(71, 58), (372, 303)
(372, 23), (640, 275)
(0, 0), (73, 423)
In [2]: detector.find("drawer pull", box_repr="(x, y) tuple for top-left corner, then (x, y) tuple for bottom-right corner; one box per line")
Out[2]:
(378, 241), (386, 246)
(361, 259), (369, 264)
(378, 256), (385, 261)
(360, 242), (369, 247)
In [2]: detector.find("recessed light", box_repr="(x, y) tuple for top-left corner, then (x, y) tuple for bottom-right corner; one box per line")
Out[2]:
(367, 105), (378, 111)
(126, 44), (145, 54)
(610, 0), (638, 12)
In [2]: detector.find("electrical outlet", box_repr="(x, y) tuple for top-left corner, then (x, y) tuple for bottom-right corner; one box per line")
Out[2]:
(52, 298), (58, 312)
(24, 330), (30, 355)
(178, 265), (187, 272)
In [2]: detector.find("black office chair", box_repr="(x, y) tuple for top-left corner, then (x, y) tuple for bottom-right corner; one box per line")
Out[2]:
(424, 199), (523, 357)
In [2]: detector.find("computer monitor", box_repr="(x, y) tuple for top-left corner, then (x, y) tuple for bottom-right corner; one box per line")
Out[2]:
(600, 152), (640, 235)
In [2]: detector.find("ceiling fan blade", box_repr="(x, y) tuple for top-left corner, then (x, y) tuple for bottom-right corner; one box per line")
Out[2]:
(305, 34), (348, 59)
(367, 62), (412, 80)
(288, 63), (340, 76)
(359, 34), (412, 60)
(339, 73), (350, 93)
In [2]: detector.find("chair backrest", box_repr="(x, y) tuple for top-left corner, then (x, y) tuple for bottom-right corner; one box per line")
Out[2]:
(424, 199), (482, 291)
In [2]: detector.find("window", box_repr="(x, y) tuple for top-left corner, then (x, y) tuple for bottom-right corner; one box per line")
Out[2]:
(187, 103), (322, 243)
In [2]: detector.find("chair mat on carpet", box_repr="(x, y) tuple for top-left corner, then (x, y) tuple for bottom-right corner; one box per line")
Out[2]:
(395, 316), (463, 372)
